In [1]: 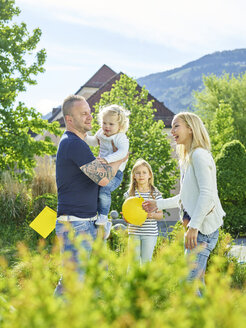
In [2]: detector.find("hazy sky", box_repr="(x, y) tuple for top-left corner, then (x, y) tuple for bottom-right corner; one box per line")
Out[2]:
(14, 0), (246, 115)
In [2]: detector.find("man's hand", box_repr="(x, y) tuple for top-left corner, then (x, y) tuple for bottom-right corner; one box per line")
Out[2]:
(97, 157), (108, 164)
(185, 228), (198, 249)
(142, 200), (158, 213)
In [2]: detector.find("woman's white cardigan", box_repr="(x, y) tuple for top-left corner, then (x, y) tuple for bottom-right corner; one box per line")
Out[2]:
(157, 148), (225, 235)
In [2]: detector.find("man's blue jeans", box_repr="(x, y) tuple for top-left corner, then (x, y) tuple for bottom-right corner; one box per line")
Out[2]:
(54, 219), (98, 296)
(129, 234), (158, 265)
(98, 170), (123, 216)
(185, 229), (219, 283)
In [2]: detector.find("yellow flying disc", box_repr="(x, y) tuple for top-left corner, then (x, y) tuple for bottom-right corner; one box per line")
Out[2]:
(29, 206), (57, 238)
(122, 197), (147, 226)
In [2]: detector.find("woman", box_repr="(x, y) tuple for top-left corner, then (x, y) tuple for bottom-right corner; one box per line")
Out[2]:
(143, 112), (225, 282)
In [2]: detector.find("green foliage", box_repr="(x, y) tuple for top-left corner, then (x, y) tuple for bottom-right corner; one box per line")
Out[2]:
(0, 0), (62, 182)
(216, 140), (246, 236)
(91, 74), (179, 213)
(31, 193), (57, 217)
(193, 72), (246, 147)
(0, 234), (246, 327)
(24, 193), (58, 248)
(209, 103), (235, 157)
(107, 225), (128, 256)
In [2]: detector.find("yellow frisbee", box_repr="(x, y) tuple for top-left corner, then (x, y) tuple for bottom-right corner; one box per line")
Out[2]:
(122, 197), (147, 226)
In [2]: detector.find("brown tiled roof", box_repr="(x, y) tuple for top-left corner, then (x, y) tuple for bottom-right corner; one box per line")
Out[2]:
(49, 66), (174, 128)
(87, 73), (174, 127)
(75, 64), (116, 93)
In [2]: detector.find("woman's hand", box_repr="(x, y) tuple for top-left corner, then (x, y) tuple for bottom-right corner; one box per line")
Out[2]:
(185, 228), (198, 249)
(142, 200), (158, 213)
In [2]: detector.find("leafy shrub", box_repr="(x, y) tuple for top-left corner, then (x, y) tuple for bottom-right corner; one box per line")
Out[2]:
(216, 140), (246, 236)
(0, 235), (246, 327)
(24, 193), (58, 248)
(107, 224), (128, 256)
(31, 193), (57, 217)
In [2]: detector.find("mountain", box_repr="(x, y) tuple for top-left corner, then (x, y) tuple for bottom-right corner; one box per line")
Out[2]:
(137, 49), (246, 113)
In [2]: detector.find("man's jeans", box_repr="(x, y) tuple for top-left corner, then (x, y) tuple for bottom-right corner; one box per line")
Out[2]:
(54, 219), (98, 296)
(98, 170), (123, 216)
(185, 229), (219, 283)
(129, 235), (158, 265)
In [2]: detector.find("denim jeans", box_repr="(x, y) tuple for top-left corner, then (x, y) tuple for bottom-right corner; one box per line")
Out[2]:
(185, 229), (219, 283)
(98, 170), (123, 216)
(54, 219), (98, 296)
(129, 234), (158, 265)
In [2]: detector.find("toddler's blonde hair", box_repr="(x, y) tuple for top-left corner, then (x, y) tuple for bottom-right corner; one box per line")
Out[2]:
(98, 104), (130, 133)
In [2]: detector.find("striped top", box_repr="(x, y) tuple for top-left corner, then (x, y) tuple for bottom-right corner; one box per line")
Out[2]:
(124, 189), (162, 236)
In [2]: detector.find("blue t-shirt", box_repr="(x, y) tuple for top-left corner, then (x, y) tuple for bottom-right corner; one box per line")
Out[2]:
(56, 131), (99, 218)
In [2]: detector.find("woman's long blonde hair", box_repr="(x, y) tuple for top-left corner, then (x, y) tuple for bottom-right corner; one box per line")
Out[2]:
(174, 112), (211, 163)
(128, 159), (157, 198)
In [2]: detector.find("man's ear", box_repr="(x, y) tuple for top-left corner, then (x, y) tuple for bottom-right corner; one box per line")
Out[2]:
(65, 114), (73, 124)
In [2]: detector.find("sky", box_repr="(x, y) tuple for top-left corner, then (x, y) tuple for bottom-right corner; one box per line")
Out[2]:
(13, 0), (246, 115)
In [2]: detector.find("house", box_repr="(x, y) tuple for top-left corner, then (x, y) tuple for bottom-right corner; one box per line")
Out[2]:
(48, 64), (175, 132)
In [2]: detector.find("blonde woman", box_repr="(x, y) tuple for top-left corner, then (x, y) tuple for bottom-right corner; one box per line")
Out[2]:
(143, 112), (225, 283)
(124, 159), (163, 264)
(85, 104), (129, 238)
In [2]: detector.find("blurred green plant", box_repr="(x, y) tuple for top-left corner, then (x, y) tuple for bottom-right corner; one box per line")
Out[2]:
(216, 140), (246, 236)
(0, 232), (246, 328)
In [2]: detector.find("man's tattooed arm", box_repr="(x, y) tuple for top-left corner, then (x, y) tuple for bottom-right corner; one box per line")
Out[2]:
(80, 159), (115, 186)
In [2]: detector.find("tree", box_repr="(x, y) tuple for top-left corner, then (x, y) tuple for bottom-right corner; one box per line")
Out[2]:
(216, 140), (246, 236)
(0, 0), (62, 181)
(193, 73), (246, 147)
(91, 74), (179, 214)
(209, 102), (235, 157)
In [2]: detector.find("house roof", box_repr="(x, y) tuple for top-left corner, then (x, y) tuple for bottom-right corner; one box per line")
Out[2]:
(86, 72), (174, 127)
(75, 64), (116, 93)
(49, 65), (174, 128)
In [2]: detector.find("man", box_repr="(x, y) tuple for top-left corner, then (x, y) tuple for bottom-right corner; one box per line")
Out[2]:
(55, 95), (125, 295)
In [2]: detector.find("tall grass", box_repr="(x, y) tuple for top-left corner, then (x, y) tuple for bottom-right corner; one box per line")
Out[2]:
(0, 172), (31, 225)
(31, 157), (57, 198)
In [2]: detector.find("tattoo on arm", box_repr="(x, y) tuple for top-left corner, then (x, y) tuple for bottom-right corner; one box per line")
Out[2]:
(80, 159), (114, 184)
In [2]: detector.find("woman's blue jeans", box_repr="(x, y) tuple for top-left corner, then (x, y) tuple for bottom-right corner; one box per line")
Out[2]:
(98, 170), (123, 216)
(54, 219), (98, 296)
(185, 229), (219, 283)
(129, 234), (158, 265)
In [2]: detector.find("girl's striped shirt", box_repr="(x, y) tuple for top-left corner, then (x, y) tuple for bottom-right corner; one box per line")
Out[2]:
(124, 189), (162, 236)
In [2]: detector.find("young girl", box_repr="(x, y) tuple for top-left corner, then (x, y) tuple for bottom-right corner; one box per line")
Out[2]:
(85, 104), (129, 238)
(124, 159), (163, 264)
(143, 112), (225, 283)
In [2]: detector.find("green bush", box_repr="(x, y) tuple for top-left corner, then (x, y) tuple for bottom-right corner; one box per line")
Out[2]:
(216, 140), (246, 236)
(31, 193), (57, 217)
(0, 234), (246, 328)
(24, 193), (58, 248)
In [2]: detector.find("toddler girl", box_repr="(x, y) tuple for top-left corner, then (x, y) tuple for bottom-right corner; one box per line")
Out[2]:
(124, 159), (163, 264)
(85, 104), (129, 238)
